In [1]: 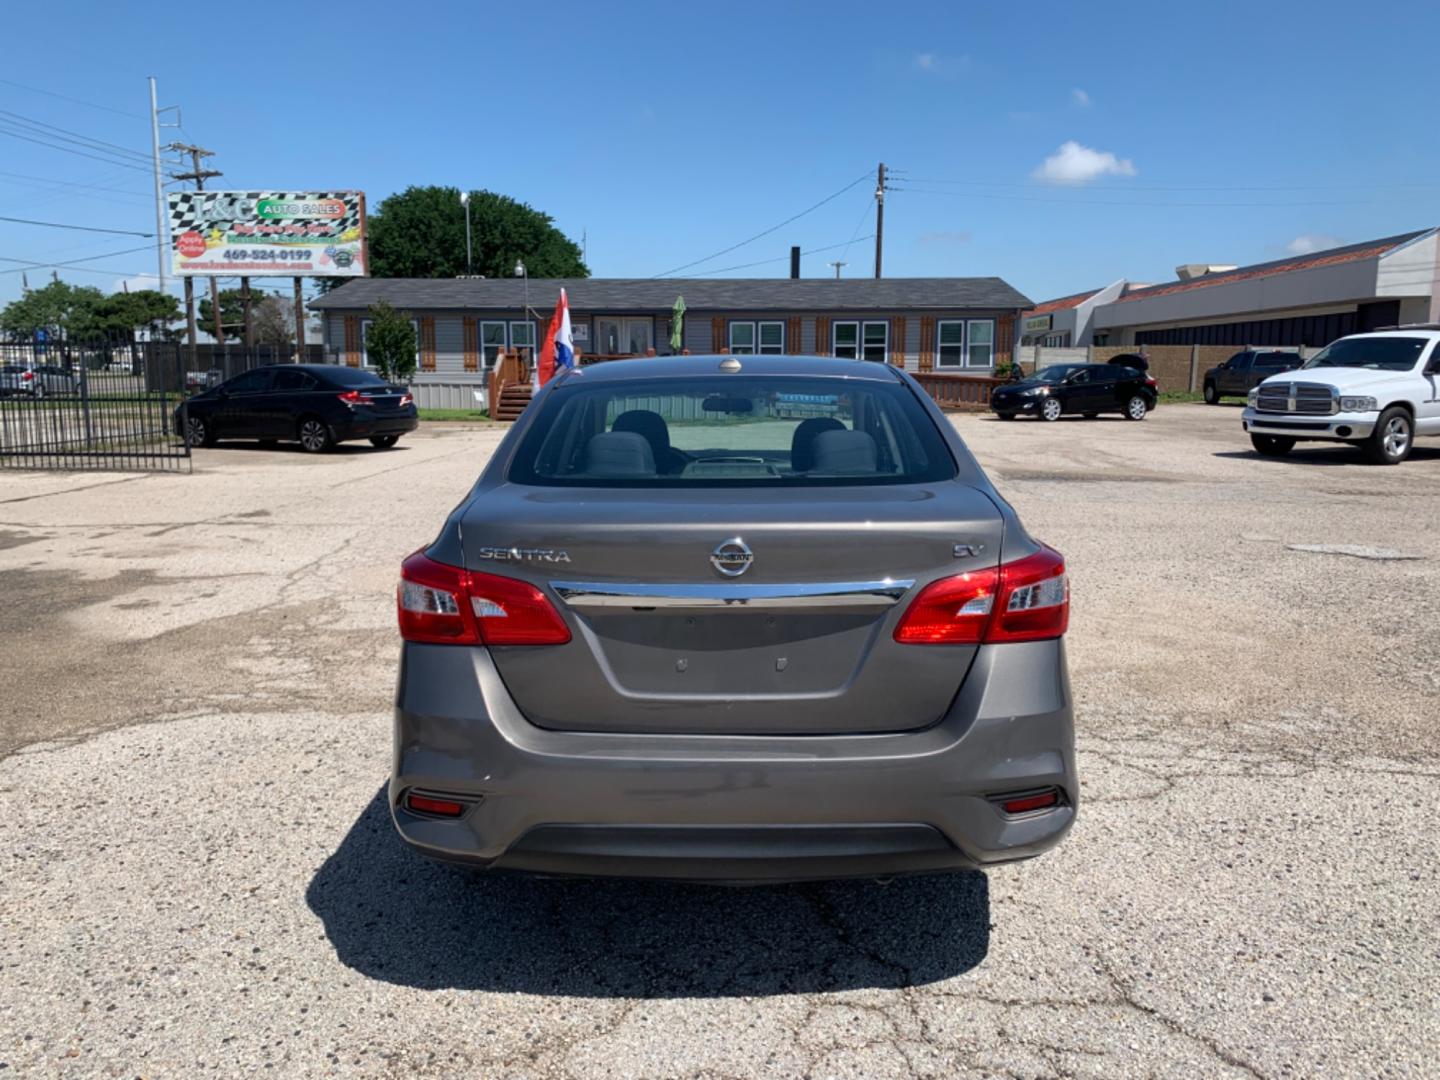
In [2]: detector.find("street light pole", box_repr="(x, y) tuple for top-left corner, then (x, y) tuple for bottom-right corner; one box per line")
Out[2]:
(459, 190), (473, 276)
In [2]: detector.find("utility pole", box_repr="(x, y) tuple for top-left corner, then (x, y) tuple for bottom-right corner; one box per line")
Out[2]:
(874, 162), (886, 279)
(147, 78), (169, 294)
(293, 278), (306, 361)
(828, 260), (847, 280)
(169, 142), (224, 359)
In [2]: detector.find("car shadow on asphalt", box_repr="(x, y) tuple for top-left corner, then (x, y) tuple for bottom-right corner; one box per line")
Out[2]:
(305, 787), (991, 997)
(1214, 446), (1440, 466)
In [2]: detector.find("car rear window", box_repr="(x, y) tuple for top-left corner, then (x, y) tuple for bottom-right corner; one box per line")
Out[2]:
(509, 375), (957, 487)
(323, 367), (390, 387)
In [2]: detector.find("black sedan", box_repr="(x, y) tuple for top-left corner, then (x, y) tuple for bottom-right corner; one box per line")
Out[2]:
(990, 363), (1158, 422)
(175, 364), (418, 452)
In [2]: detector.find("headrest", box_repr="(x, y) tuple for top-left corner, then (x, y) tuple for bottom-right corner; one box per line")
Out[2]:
(612, 409), (671, 452)
(789, 417), (845, 471)
(582, 431), (656, 476)
(810, 429), (877, 474)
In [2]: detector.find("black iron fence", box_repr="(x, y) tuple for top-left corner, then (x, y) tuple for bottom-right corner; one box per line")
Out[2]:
(0, 337), (319, 472)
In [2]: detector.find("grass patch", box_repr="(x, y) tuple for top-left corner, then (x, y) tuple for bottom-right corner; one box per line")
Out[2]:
(418, 408), (497, 423)
(1158, 390), (1206, 404)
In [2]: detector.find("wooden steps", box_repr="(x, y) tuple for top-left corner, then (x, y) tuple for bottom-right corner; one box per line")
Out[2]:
(494, 382), (533, 422)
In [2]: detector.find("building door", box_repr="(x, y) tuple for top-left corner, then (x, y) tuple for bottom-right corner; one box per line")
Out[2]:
(594, 318), (654, 356)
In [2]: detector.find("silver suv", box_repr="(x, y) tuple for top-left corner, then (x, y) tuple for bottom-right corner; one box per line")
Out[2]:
(390, 356), (1076, 882)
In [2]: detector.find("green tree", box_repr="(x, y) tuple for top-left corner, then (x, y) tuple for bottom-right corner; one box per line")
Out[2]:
(366, 185), (588, 281)
(363, 301), (417, 383)
(94, 289), (181, 339)
(0, 281), (105, 341)
(197, 288), (248, 341)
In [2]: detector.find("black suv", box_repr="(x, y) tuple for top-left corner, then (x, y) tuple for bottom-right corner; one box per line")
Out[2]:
(1202, 349), (1301, 404)
(174, 364), (418, 452)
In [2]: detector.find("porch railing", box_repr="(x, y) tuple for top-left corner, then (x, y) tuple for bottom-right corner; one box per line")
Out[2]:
(912, 371), (1005, 410)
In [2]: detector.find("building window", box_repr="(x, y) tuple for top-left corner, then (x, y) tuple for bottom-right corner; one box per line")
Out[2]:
(967, 319), (994, 367)
(481, 321), (507, 368)
(833, 320), (888, 361)
(727, 320), (785, 355)
(510, 320), (537, 360)
(359, 317), (419, 367)
(935, 319), (996, 368)
(937, 320), (965, 367)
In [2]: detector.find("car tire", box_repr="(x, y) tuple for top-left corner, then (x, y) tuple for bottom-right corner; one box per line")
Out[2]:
(1250, 434), (1295, 457)
(369, 435), (399, 448)
(1362, 406), (1413, 465)
(297, 417), (334, 454)
(1124, 395), (1149, 421)
(1203, 382), (1219, 404)
(1040, 398), (1063, 422)
(183, 415), (214, 448)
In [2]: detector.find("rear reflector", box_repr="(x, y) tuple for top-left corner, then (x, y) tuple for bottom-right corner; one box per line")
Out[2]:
(397, 550), (571, 646)
(998, 789), (1061, 815)
(404, 792), (466, 817)
(894, 545), (1068, 645)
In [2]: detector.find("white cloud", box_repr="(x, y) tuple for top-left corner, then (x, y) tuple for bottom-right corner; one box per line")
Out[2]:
(912, 52), (970, 75)
(1284, 234), (1344, 256)
(1031, 141), (1137, 185)
(1071, 87), (1091, 107)
(919, 229), (973, 247)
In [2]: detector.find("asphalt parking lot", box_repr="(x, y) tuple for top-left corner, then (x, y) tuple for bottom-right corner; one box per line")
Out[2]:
(2, 405), (1437, 1078)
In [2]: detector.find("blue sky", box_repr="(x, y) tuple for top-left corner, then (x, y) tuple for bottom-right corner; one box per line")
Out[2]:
(2, 0), (1438, 310)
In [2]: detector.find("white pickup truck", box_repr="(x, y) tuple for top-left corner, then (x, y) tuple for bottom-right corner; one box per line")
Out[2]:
(1241, 327), (1440, 464)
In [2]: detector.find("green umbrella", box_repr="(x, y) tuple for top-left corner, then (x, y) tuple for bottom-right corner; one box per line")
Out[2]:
(669, 295), (686, 353)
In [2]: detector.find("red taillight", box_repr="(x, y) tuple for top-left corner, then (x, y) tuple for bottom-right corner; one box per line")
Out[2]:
(404, 792), (466, 817)
(399, 392), (413, 408)
(397, 551), (571, 646)
(20, 371), (34, 381)
(894, 546), (1068, 645)
(1144, 376), (1158, 388)
(998, 788), (1061, 814)
(338, 389), (374, 406)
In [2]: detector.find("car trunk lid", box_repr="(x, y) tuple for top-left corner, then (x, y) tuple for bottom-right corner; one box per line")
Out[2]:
(461, 483), (1003, 735)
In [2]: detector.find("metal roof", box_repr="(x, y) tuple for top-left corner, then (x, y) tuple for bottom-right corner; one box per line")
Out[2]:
(309, 276), (1031, 312)
(1114, 230), (1432, 305)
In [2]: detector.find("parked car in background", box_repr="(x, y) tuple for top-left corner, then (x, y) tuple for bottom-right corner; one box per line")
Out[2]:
(1203, 349), (1302, 404)
(184, 368), (224, 393)
(174, 364), (418, 452)
(391, 355), (1076, 881)
(990, 362), (1157, 422)
(0, 362), (77, 399)
(1242, 328), (1440, 464)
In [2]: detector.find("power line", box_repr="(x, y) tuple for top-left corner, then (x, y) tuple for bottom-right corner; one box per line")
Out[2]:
(652, 171), (872, 277)
(0, 168), (150, 199)
(0, 123), (152, 172)
(0, 214), (153, 236)
(694, 235), (877, 277)
(893, 186), (1399, 209)
(0, 244), (157, 276)
(904, 176), (1440, 192)
(0, 77), (146, 119)
(0, 109), (152, 164)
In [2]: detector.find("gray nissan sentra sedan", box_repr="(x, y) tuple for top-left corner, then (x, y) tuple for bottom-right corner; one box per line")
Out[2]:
(391, 355), (1076, 882)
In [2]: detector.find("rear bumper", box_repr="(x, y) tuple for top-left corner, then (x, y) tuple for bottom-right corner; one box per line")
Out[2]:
(390, 639), (1077, 881)
(333, 410), (419, 441)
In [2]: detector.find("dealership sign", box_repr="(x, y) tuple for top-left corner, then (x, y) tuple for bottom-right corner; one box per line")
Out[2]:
(1022, 314), (1053, 334)
(167, 190), (366, 276)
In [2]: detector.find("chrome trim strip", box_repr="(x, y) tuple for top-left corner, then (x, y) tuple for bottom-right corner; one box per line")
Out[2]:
(550, 579), (916, 610)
